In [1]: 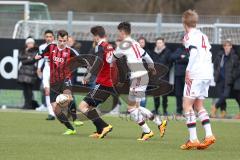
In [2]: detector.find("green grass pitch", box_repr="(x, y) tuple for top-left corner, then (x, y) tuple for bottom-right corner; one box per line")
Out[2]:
(0, 110), (240, 160)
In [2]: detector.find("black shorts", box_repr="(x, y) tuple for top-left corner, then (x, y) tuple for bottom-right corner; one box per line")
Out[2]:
(50, 79), (72, 103)
(83, 84), (116, 107)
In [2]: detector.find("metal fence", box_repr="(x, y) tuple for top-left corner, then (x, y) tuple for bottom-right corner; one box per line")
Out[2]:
(2, 11), (240, 44)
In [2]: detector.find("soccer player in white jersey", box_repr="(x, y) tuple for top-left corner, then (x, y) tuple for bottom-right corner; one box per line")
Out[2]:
(107, 22), (167, 141)
(37, 30), (56, 120)
(180, 10), (216, 150)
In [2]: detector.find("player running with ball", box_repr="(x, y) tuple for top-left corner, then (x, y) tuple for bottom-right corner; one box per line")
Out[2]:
(107, 22), (167, 141)
(35, 30), (83, 135)
(180, 10), (216, 150)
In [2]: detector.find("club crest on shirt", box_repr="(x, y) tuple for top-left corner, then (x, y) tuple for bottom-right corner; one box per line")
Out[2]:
(62, 52), (68, 57)
(107, 45), (113, 50)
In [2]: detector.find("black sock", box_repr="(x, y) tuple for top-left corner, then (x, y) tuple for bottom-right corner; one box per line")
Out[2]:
(69, 100), (77, 121)
(56, 112), (75, 131)
(86, 109), (108, 133)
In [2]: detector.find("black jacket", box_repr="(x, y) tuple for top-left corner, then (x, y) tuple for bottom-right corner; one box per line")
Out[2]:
(18, 47), (38, 84)
(170, 46), (189, 77)
(233, 58), (240, 90)
(213, 49), (238, 86)
(149, 47), (172, 80)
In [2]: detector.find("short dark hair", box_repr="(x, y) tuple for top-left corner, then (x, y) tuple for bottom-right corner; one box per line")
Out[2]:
(44, 30), (54, 35)
(118, 21), (131, 34)
(57, 30), (68, 38)
(90, 26), (106, 38)
(138, 36), (147, 43)
(156, 37), (165, 42)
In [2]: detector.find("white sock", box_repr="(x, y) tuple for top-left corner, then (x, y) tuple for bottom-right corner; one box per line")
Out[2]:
(141, 123), (151, 133)
(139, 106), (162, 126)
(152, 116), (162, 126)
(129, 108), (151, 133)
(139, 106), (153, 119)
(198, 108), (213, 137)
(46, 96), (55, 116)
(129, 108), (144, 123)
(189, 127), (198, 141)
(185, 111), (198, 141)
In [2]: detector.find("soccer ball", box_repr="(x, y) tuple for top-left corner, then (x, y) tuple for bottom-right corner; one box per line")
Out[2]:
(56, 94), (69, 107)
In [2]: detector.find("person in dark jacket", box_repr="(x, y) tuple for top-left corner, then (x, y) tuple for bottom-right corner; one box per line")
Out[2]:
(68, 36), (82, 53)
(18, 37), (38, 109)
(148, 37), (172, 115)
(212, 40), (239, 118)
(233, 55), (240, 119)
(170, 43), (189, 115)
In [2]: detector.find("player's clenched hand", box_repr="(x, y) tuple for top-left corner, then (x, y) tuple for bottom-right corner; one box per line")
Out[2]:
(148, 67), (157, 75)
(37, 69), (42, 79)
(81, 79), (89, 85)
(35, 55), (42, 60)
(116, 82), (124, 87)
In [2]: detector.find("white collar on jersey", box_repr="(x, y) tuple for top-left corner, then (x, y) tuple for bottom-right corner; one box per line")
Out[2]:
(124, 36), (133, 41)
(57, 46), (66, 51)
(188, 28), (198, 34)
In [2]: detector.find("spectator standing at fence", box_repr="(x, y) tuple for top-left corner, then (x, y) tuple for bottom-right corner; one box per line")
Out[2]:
(68, 36), (82, 53)
(232, 52), (240, 119)
(170, 41), (189, 116)
(212, 40), (238, 118)
(148, 37), (171, 115)
(18, 37), (38, 109)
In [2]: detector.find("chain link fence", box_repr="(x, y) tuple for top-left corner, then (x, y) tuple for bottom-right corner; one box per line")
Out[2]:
(2, 11), (240, 44)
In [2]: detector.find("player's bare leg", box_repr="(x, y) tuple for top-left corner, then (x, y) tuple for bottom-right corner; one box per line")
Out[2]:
(194, 99), (216, 150)
(180, 97), (200, 150)
(62, 90), (83, 127)
(52, 100), (76, 135)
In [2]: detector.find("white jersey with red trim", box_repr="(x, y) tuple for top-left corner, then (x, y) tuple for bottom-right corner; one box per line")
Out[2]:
(108, 36), (154, 79)
(183, 28), (213, 80)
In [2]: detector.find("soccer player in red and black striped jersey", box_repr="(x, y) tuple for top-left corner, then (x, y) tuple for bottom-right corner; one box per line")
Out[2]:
(35, 30), (80, 135)
(78, 26), (117, 138)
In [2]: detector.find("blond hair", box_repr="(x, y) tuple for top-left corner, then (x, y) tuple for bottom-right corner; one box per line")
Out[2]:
(182, 9), (198, 28)
(223, 39), (232, 46)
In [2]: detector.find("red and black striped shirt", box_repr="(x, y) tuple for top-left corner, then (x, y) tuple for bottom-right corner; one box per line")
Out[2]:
(41, 44), (79, 84)
(94, 40), (117, 87)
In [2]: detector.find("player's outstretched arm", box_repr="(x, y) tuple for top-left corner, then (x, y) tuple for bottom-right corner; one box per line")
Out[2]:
(106, 47), (125, 64)
(82, 46), (104, 84)
(142, 52), (156, 75)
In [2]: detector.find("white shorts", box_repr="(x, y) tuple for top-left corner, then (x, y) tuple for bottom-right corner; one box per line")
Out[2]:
(184, 79), (211, 99)
(42, 64), (50, 88)
(129, 74), (149, 102)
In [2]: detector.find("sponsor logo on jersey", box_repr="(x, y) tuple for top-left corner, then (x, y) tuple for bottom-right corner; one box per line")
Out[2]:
(53, 56), (64, 63)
